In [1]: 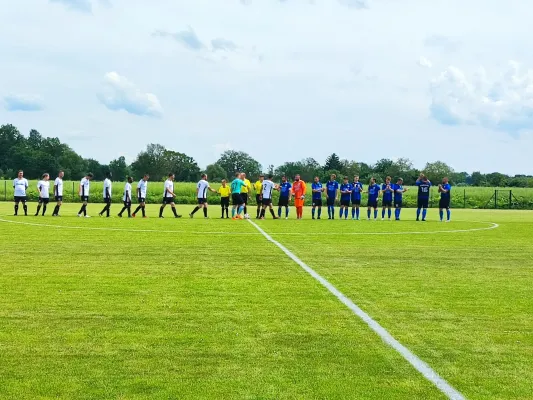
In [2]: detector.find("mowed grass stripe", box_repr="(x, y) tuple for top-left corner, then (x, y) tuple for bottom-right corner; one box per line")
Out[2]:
(255, 209), (533, 399)
(0, 203), (444, 399)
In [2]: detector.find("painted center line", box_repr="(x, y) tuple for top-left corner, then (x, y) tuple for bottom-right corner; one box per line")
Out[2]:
(247, 219), (466, 400)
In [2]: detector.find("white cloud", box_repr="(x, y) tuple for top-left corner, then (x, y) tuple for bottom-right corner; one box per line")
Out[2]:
(97, 72), (163, 118)
(430, 61), (533, 134)
(212, 142), (233, 158)
(418, 56), (433, 68)
(3, 95), (44, 112)
(49, 0), (93, 13)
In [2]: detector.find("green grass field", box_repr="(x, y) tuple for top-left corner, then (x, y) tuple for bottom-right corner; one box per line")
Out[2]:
(2, 180), (533, 208)
(0, 202), (532, 399)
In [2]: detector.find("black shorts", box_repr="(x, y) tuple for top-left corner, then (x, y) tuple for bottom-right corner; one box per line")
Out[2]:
(367, 199), (378, 208)
(351, 198), (361, 206)
(278, 197), (289, 207)
(326, 197), (335, 206)
(162, 197), (174, 205)
(14, 196), (27, 203)
(241, 193), (248, 203)
(232, 193), (243, 205)
(312, 198), (323, 207)
(138, 197), (146, 203)
(262, 198), (272, 206)
(80, 196), (89, 202)
(198, 198), (207, 204)
(382, 199), (392, 207)
(38, 198), (50, 204)
(104, 197), (111, 204)
(256, 194), (262, 205)
(55, 196), (63, 202)
(123, 200), (132, 207)
(417, 197), (429, 208)
(439, 198), (450, 209)
(340, 199), (350, 207)
(394, 200), (403, 208)
(221, 197), (230, 207)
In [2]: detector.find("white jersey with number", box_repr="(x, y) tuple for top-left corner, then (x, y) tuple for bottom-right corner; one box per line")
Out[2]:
(123, 183), (132, 202)
(137, 179), (148, 198)
(54, 177), (63, 196)
(38, 180), (50, 199)
(197, 179), (210, 199)
(262, 180), (276, 199)
(103, 178), (112, 198)
(80, 178), (90, 196)
(13, 178), (29, 197)
(164, 180), (174, 197)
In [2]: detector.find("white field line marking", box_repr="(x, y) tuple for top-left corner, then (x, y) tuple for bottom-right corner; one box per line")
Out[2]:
(247, 219), (466, 400)
(0, 216), (498, 237)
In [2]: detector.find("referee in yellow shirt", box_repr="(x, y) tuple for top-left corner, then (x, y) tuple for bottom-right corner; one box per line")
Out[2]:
(217, 179), (231, 218)
(254, 175), (264, 219)
(240, 173), (252, 218)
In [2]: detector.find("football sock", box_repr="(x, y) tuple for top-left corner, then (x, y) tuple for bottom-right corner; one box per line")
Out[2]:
(159, 206), (164, 217)
(257, 207), (261, 218)
(327, 207), (331, 218)
(367, 209), (371, 219)
(133, 205), (142, 215)
(278, 207), (282, 218)
(339, 208), (343, 218)
(285, 207), (289, 218)
(382, 209), (386, 219)
(312, 208), (315, 218)
(232, 208), (236, 218)
(439, 210), (444, 221)
(422, 209), (427, 220)
(270, 209), (276, 218)
(238, 205), (244, 215)
(344, 208), (348, 219)
(244, 206), (247, 215)
(172, 207), (178, 217)
(388, 209), (391, 219)
(35, 205), (41, 215)
(191, 206), (200, 215)
(141, 206), (146, 217)
(374, 209), (378, 219)
(356, 208), (360, 219)
(221, 206), (225, 218)
(14, 203), (18, 215)
(52, 205), (59, 215)
(23, 204), (28, 215)
(395, 208), (400, 219)
(78, 205), (84, 215)
(42, 205), (47, 216)
(416, 208), (421, 219)
(317, 208), (321, 218)
(352, 208), (355, 219)
(447, 209), (451, 221)
(203, 208), (207, 218)
(127, 207), (131, 217)
(225, 207), (229, 218)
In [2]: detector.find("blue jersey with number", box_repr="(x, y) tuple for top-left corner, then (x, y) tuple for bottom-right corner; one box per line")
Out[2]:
(351, 182), (363, 200)
(311, 182), (323, 200)
(393, 184), (404, 202)
(440, 183), (451, 200)
(279, 182), (292, 198)
(368, 184), (380, 201)
(416, 180), (432, 198)
(340, 183), (353, 201)
(381, 183), (394, 202)
(326, 180), (339, 199)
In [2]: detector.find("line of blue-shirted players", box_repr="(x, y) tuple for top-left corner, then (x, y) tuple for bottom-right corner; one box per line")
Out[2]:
(301, 173), (451, 222)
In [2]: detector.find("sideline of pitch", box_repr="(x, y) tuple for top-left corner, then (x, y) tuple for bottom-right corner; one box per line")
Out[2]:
(247, 219), (466, 400)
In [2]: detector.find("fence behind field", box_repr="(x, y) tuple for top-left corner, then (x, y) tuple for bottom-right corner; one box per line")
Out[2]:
(2, 180), (533, 209)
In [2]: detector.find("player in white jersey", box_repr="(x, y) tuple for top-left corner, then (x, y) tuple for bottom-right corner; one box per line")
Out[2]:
(159, 173), (181, 218)
(77, 173), (93, 217)
(259, 175), (279, 219)
(13, 170), (29, 216)
(52, 170), (64, 217)
(189, 174), (217, 218)
(118, 176), (134, 218)
(34, 173), (51, 216)
(132, 174), (149, 218)
(99, 172), (113, 217)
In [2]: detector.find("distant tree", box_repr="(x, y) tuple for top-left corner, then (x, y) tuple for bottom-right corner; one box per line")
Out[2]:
(166, 151), (201, 181)
(485, 172), (509, 187)
(267, 164), (275, 177)
(471, 171), (487, 186)
(423, 161), (454, 184)
(205, 164), (227, 181)
(85, 158), (107, 180)
(324, 153), (342, 172)
(322, 169), (342, 183)
(109, 156), (130, 181)
(130, 144), (168, 180)
(215, 150), (262, 179)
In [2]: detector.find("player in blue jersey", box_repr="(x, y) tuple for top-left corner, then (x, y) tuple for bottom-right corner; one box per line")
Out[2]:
(351, 175), (363, 220)
(366, 177), (380, 220)
(339, 177), (352, 219)
(393, 178), (408, 220)
(438, 177), (451, 222)
(381, 176), (394, 220)
(326, 174), (339, 219)
(277, 176), (292, 219)
(311, 176), (324, 219)
(416, 173), (432, 221)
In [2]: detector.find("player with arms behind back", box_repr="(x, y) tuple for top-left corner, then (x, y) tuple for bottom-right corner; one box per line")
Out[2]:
(218, 179), (231, 219)
(34, 173), (50, 216)
(189, 174), (217, 218)
(277, 176), (292, 219)
(416, 173), (432, 221)
(311, 176), (324, 220)
(13, 170), (29, 216)
(438, 177), (452, 222)
(52, 170), (64, 217)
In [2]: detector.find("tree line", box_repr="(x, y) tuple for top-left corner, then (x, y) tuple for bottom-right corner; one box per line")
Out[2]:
(1, 124), (532, 187)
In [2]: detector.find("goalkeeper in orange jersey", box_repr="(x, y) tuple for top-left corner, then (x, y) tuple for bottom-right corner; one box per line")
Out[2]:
(291, 174), (307, 220)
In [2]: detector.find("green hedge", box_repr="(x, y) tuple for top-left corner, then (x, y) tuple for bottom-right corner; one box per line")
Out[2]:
(2, 180), (533, 208)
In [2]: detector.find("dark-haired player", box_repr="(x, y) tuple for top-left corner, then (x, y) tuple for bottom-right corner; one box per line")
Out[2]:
(77, 173), (93, 218)
(190, 174), (217, 218)
(351, 176), (363, 220)
(366, 177), (380, 220)
(159, 173), (181, 218)
(339, 177), (352, 219)
(416, 174), (432, 221)
(277, 176), (292, 219)
(35, 173), (50, 216)
(326, 174), (339, 219)
(393, 178), (407, 220)
(52, 170), (64, 217)
(118, 177), (134, 218)
(132, 174), (149, 218)
(381, 176), (394, 220)
(311, 176), (323, 219)
(259, 175), (279, 219)
(99, 172), (113, 217)
(439, 177), (451, 222)
(13, 170), (29, 216)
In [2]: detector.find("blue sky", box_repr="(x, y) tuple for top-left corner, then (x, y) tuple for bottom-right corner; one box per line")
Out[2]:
(1, 0), (533, 174)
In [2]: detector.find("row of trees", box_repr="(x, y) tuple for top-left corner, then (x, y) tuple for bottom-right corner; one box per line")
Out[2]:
(1, 124), (533, 187)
